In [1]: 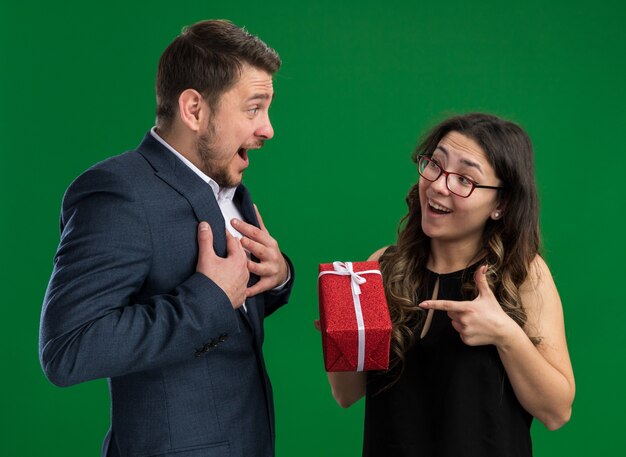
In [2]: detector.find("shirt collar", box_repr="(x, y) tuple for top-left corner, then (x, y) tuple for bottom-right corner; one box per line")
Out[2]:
(150, 127), (237, 202)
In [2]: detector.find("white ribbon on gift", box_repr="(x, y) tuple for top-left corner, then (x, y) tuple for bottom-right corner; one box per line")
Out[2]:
(318, 261), (382, 372)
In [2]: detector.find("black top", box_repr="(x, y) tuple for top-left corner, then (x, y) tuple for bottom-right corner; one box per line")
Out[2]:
(363, 264), (532, 457)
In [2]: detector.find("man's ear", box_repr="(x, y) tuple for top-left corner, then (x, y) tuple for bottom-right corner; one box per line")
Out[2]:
(178, 89), (208, 132)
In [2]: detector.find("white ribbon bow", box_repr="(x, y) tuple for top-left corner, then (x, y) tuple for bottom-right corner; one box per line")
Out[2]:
(319, 262), (382, 371)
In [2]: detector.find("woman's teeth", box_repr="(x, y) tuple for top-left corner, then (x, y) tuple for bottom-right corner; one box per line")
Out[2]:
(428, 200), (452, 213)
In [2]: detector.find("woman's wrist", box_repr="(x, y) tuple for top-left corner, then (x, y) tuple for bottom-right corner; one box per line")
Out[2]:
(494, 315), (527, 351)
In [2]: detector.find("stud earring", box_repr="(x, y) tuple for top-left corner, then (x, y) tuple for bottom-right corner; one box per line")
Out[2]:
(493, 211), (501, 219)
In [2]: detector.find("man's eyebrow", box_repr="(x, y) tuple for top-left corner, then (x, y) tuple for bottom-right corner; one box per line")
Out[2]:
(246, 93), (273, 102)
(436, 145), (484, 174)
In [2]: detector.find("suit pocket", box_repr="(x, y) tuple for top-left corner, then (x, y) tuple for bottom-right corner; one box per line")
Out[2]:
(144, 441), (230, 457)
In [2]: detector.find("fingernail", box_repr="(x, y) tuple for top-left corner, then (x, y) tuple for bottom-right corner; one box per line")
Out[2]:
(199, 222), (209, 231)
(231, 219), (239, 226)
(419, 302), (428, 308)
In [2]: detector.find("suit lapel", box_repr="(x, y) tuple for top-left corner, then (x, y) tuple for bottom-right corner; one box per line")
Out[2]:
(234, 186), (264, 337)
(136, 132), (263, 338)
(136, 133), (227, 256)
(235, 185), (259, 227)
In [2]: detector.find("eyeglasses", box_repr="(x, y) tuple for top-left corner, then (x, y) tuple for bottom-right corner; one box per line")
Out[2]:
(417, 155), (505, 198)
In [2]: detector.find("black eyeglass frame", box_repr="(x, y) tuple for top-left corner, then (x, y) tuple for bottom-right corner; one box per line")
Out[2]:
(417, 155), (505, 198)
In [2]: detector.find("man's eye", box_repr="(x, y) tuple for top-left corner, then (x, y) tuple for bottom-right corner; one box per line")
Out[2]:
(248, 107), (259, 115)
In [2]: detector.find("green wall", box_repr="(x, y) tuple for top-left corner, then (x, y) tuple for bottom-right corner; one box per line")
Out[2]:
(2, 0), (624, 455)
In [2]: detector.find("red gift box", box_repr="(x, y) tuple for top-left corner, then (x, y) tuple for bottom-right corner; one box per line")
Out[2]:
(318, 261), (392, 372)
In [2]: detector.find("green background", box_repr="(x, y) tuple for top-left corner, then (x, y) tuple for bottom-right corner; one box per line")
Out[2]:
(2, 0), (625, 455)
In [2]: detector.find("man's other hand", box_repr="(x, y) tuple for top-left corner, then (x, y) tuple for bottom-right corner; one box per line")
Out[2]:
(232, 205), (289, 298)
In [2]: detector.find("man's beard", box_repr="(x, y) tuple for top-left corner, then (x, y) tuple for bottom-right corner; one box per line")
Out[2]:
(196, 122), (240, 188)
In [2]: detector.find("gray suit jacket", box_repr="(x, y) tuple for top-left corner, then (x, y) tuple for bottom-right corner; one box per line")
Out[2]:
(39, 133), (294, 457)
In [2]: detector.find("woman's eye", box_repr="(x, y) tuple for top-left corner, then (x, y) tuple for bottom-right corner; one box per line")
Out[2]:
(455, 175), (474, 187)
(429, 158), (441, 169)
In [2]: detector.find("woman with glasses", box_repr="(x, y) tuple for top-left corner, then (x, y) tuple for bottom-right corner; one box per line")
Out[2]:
(323, 113), (575, 456)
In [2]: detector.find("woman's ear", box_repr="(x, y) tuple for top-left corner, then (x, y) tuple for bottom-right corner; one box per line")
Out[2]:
(491, 198), (507, 220)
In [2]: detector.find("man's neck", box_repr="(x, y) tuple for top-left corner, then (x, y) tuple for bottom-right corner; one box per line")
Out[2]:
(155, 126), (204, 172)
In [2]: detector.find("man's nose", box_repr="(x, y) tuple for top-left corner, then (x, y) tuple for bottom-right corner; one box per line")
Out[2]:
(256, 114), (274, 140)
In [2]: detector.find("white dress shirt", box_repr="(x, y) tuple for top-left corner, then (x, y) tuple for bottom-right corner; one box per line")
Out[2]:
(150, 127), (244, 238)
(149, 128), (289, 308)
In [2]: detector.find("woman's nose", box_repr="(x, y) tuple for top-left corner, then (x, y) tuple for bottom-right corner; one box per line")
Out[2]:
(430, 173), (450, 194)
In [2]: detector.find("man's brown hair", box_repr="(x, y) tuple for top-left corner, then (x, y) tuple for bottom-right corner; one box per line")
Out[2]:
(155, 20), (281, 130)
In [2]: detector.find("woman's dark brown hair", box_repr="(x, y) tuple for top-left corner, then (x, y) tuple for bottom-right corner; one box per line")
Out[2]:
(380, 112), (540, 374)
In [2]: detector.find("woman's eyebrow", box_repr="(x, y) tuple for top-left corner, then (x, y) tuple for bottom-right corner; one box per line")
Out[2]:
(435, 146), (448, 157)
(437, 145), (484, 175)
(460, 158), (484, 175)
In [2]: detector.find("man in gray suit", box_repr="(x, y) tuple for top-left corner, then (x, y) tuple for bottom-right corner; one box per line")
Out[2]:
(39, 20), (294, 457)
